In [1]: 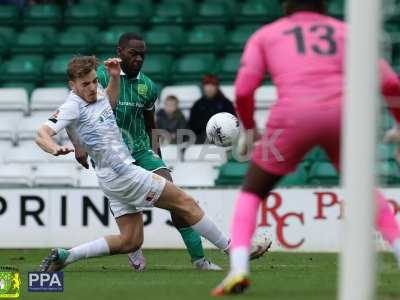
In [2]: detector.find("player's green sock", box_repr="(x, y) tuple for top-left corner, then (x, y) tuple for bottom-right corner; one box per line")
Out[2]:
(178, 227), (205, 262)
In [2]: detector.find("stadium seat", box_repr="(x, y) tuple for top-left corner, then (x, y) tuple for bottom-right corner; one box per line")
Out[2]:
(3, 141), (50, 164)
(151, 1), (188, 25)
(0, 88), (29, 114)
(12, 31), (48, 55)
(0, 26), (16, 44)
(278, 163), (309, 187)
(226, 24), (259, 51)
(255, 86), (278, 108)
(159, 85), (201, 110)
(160, 144), (184, 162)
(237, 0), (283, 23)
(214, 160), (249, 186)
(1, 55), (44, 84)
(378, 143), (396, 161)
(54, 31), (93, 54)
(16, 115), (49, 142)
(32, 163), (80, 187)
(183, 25), (226, 53)
(97, 26), (142, 53)
(23, 25), (56, 41)
(381, 108), (395, 130)
(378, 161), (400, 185)
(141, 54), (174, 84)
(327, 0), (345, 19)
(172, 162), (217, 187)
(0, 140), (13, 163)
(0, 5), (19, 26)
(23, 4), (61, 26)
(173, 54), (217, 82)
(219, 53), (241, 82)
(108, 2), (150, 26)
(183, 145), (227, 164)
(30, 87), (69, 112)
(308, 162), (339, 186)
(0, 164), (32, 187)
(144, 26), (184, 54)
(44, 54), (75, 82)
(64, 4), (103, 26)
(0, 116), (17, 143)
(192, 0), (232, 24)
(1, 82), (36, 96)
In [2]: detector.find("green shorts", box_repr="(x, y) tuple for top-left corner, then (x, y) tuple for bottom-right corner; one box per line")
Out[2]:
(133, 149), (169, 172)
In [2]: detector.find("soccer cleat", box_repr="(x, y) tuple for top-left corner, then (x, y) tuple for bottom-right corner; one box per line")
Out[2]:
(39, 248), (69, 272)
(193, 258), (222, 271)
(211, 272), (250, 296)
(127, 249), (146, 272)
(249, 236), (272, 260)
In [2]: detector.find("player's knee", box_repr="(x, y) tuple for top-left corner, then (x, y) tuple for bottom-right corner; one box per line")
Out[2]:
(177, 193), (202, 221)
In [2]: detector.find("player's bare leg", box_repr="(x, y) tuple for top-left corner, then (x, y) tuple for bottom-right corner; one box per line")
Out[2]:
(39, 213), (144, 271)
(212, 162), (280, 296)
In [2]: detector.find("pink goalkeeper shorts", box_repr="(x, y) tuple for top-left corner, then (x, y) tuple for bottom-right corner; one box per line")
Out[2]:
(252, 102), (342, 176)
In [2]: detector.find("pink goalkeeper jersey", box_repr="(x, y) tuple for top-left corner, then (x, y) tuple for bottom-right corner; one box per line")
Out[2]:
(235, 11), (400, 129)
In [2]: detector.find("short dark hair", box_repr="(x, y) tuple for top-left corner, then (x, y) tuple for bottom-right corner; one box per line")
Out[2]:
(118, 32), (144, 48)
(165, 95), (179, 103)
(67, 55), (98, 81)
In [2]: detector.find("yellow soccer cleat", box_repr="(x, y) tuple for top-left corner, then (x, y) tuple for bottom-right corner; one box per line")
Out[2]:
(211, 272), (250, 297)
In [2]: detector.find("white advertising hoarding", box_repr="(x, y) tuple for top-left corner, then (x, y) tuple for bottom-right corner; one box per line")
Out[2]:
(0, 188), (399, 251)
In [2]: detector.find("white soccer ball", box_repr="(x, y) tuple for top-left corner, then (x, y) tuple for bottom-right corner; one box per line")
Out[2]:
(206, 112), (240, 147)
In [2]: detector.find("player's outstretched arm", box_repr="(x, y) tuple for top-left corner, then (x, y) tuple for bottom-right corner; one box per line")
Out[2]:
(36, 125), (74, 156)
(104, 58), (121, 109)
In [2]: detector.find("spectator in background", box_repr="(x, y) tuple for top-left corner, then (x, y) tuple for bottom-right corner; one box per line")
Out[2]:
(188, 74), (236, 144)
(156, 95), (187, 144)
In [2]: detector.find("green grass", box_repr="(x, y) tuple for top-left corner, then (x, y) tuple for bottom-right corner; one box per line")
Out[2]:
(0, 250), (399, 300)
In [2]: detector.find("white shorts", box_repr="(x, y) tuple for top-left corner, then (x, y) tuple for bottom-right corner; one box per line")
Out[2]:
(99, 166), (166, 218)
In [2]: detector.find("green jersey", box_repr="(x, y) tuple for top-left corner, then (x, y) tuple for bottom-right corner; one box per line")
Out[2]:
(97, 65), (159, 154)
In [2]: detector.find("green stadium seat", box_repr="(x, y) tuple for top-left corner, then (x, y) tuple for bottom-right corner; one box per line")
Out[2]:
(1, 55), (44, 83)
(64, 4), (103, 26)
(54, 31), (93, 55)
(381, 108), (395, 131)
(384, 22), (400, 34)
(0, 5), (19, 26)
(278, 163), (308, 187)
(108, 3), (150, 26)
(173, 54), (217, 82)
(237, 0), (283, 23)
(24, 26), (56, 41)
(97, 26), (142, 53)
(192, 0), (232, 24)
(378, 144), (396, 162)
(378, 161), (400, 185)
(1, 82), (36, 96)
(308, 162), (339, 186)
(141, 54), (174, 84)
(303, 147), (330, 164)
(183, 25), (226, 53)
(23, 4), (61, 26)
(144, 26), (184, 54)
(79, 0), (111, 14)
(219, 52), (241, 82)
(12, 31), (48, 55)
(0, 27), (16, 44)
(226, 24), (259, 51)
(151, 2), (188, 25)
(44, 54), (75, 82)
(328, 0), (345, 19)
(65, 26), (99, 37)
(215, 161), (249, 186)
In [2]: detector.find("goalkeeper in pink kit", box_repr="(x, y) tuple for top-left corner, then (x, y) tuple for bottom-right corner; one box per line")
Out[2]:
(212, 0), (400, 296)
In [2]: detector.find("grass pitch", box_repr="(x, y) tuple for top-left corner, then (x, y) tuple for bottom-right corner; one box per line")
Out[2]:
(0, 249), (399, 300)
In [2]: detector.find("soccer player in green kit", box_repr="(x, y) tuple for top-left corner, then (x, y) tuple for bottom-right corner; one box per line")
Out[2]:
(75, 32), (220, 271)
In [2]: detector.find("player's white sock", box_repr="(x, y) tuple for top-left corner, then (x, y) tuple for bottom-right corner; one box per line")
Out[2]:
(230, 246), (250, 275)
(65, 237), (110, 264)
(191, 215), (229, 250)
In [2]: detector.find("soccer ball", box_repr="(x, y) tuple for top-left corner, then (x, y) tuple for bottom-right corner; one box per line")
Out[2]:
(206, 112), (240, 147)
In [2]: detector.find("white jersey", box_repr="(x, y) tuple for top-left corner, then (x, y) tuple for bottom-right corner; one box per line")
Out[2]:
(46, 86), (134, 182)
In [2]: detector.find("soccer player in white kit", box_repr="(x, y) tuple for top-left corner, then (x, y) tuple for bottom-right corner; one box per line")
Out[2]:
(35, 56), (269, 271)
